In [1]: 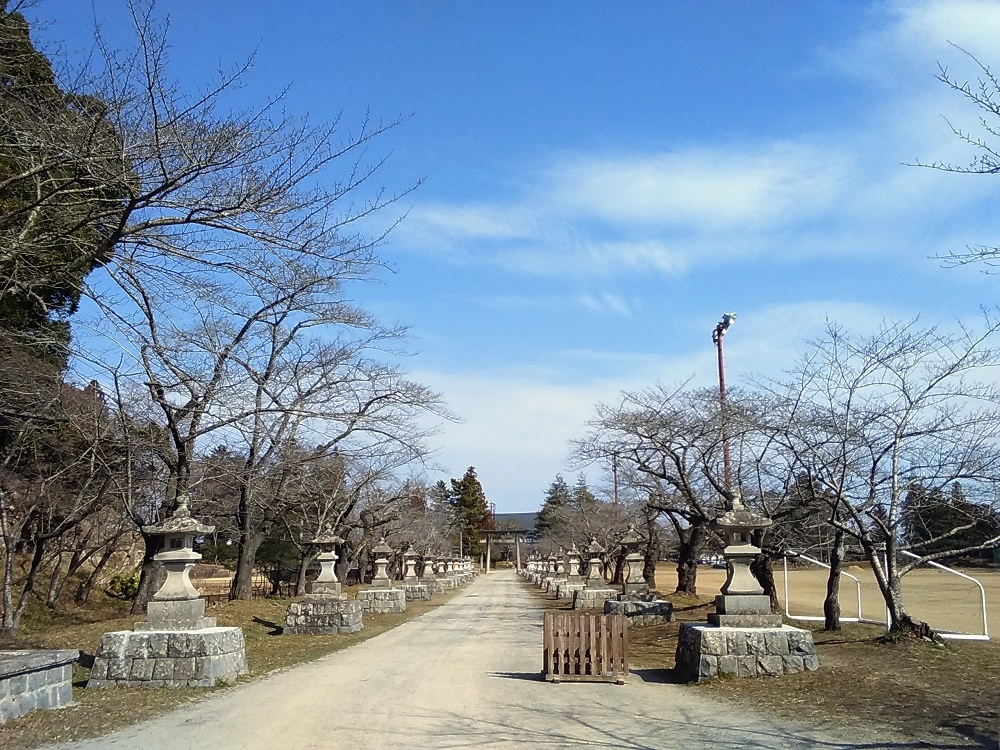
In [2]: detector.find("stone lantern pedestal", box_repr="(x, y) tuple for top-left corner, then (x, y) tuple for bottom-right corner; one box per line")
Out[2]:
(357, 538), (406, 614)
(572, 537), (617, 610)
(284, 526), (362, 635)
(675, 501), (818, 681)
(88, 498), (248, 688)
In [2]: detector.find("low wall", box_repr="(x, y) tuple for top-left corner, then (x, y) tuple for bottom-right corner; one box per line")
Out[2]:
(0, 649), (78, 723)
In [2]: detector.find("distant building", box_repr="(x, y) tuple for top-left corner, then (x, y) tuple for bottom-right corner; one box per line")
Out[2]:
(492, 512), (539, 543)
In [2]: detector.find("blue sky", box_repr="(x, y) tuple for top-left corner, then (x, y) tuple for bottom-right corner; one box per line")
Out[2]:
(28, 1), (1000, 512)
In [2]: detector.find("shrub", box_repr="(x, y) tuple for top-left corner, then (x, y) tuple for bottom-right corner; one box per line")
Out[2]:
(106, 571), (141, 600)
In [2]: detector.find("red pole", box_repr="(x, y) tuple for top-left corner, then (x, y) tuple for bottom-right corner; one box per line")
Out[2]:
(715, 321), (733, 491)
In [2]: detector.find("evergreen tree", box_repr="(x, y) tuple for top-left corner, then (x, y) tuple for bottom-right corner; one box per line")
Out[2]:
(537, 474), (571, 539)
(571, 474), (598, 511)
(0, 6), (129, 362)
(449, 467), (488, 556)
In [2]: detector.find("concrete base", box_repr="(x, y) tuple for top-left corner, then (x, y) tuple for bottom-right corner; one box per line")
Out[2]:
(675, 623), (819, 682)
(357, 589), (407, 614)
(134, 598), (216, 632)
(572, 588), (617, 610)
(284, 596), (363, 635)
(88, 627), (248, 688)
(604, 598), (674, 627)
(620, 582), (650, 598)
(0, 650), (78, 723)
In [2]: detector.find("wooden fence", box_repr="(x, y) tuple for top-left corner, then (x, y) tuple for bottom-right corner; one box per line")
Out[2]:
(542, 612), (628, 684)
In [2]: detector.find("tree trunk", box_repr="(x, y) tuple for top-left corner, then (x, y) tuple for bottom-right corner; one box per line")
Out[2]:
(674, 520), (707, 594)
(749, 529), (779, 612)
(131, 533), (163, 615)
(294, 551), (315, 596)
(45, 550), (65, 608)
(865, 537), (935, 639)
(0, 488), (17, 633)
(610, 550), (625, 585)
(2, 539), (46, 636)
(75, 545), (116, 604)
(642, 509), (660, 588)
(750, 553), (780, 613)
(230, 531), (264, 600)
(823, 528), (845, 631)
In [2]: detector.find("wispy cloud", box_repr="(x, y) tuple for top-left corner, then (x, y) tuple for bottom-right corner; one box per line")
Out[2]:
(579, 292), (632, 317)
(547, 142), (851, 231)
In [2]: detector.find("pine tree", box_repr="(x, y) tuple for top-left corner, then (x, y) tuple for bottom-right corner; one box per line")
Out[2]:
(537, 474), (571, 540)
(450, 467), (488, 556)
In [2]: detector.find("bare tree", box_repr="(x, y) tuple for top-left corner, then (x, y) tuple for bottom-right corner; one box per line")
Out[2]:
(766, 317), (1000, 638)
(913, 46), (1000, 268)
(575, 386), (736, 594)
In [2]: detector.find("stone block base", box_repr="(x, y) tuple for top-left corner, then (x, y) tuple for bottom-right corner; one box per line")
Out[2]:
(555, 582), (585, 600)
(88, 627), (247, 688)
(604, 598), (674, 626)
(403, 584), (429, 601)
(572, 588), (617, 610)
(0, 650), (78, 723)
(675, 624), (819, 682)
(283, 597), (363, 634)
(357, 589), (407, 614)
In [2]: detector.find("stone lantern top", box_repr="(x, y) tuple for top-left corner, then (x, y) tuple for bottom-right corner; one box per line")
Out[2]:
(306, 523), (342, 548)
(373, 537), (394, 557)
(620, 524), (642, 553)
(713, 489), (772, 541)
(586, 536), (605, 557)
(402, 544), (417, 559)
(141, 495), (213, 537)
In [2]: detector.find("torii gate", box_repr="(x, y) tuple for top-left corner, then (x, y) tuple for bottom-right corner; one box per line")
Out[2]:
(479, 529), (527, 573)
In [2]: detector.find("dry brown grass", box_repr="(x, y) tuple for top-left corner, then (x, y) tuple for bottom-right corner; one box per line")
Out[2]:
(627, 565), (1000, 746)
(524, 567), (1000, 744)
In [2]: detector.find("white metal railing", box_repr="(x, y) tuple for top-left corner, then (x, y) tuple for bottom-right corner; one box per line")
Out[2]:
(897, 550), (989, 641)
(782, 550), (990, 641)
(782, 552), (884, 626)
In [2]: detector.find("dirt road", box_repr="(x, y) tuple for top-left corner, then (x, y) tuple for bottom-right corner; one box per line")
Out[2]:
(47, 571), (912, 749)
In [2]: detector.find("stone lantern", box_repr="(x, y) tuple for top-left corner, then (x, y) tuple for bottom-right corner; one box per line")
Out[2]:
(88, 496), (248, 688)
(370, 537), (393, 588)
(284, 525), (361, 635)
(584, 536), (605, 589)
(566, 544), (582, 584)
(402, 545), (419, 585)
(554, 549), (567, 580)
(307, 524), (343, 596)
(420, 550), (437, 583)
(674, 492), (817, 682)
(137, 495), (216, 631)
(620, 524), (648, 597)
(714, 496), (772, 598)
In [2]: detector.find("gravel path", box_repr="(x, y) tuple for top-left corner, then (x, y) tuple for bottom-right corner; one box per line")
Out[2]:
(47, 570), (911, 749)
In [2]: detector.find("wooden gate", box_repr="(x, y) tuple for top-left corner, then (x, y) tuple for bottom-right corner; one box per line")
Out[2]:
(542, 612), (628, 684)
